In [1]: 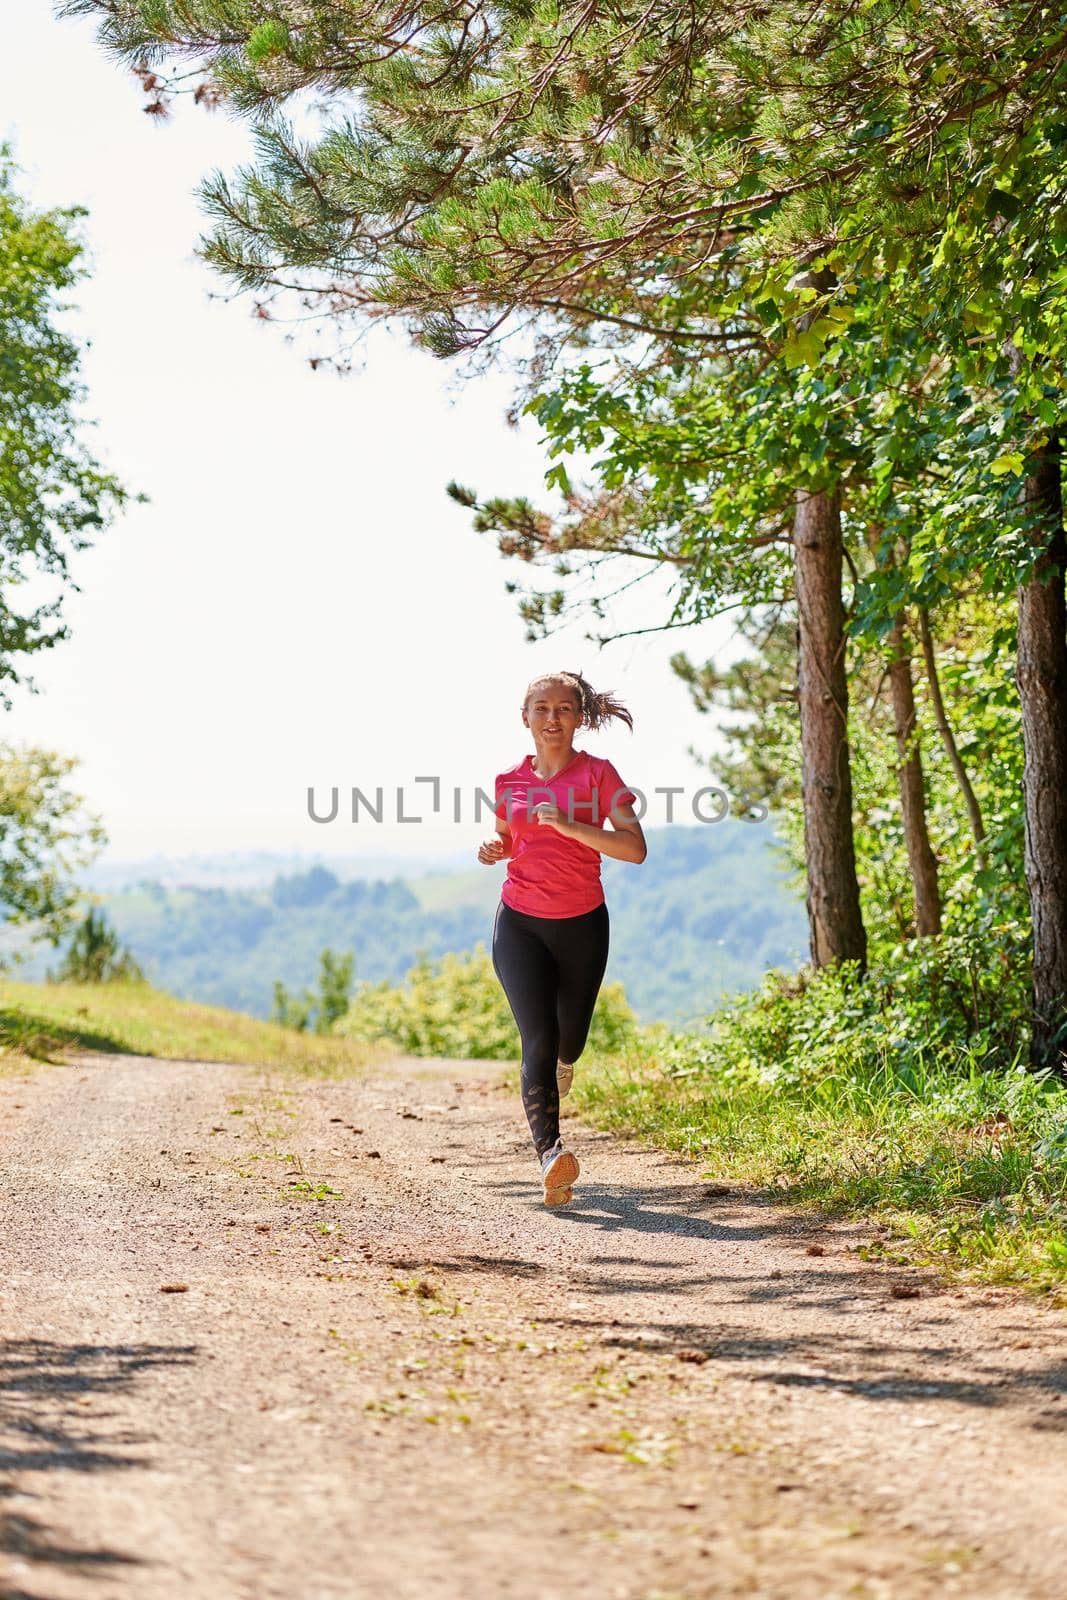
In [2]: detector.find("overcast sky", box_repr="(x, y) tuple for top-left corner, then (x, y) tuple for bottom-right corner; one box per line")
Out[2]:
(0, 4), (744, 868)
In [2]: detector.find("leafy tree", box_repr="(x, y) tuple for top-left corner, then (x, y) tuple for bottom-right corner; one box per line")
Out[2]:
(63, 3), (1066, 358)
(316, 946), (355, 1032)
(0, 147), (134, 705)
(0, 742), (107, 955)
(272, 945), (355, 1034)
(270, 976), (313, 1033)
(47, 905), (144, 983)
(671, 593), (1026, 963)
(67, 1), (1067, 1064)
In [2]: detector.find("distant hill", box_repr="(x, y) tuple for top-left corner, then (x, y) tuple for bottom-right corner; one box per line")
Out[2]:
(600, 822), (807, 1024)
(5, 823), (807, 1027)
(76, 847), (472, 893)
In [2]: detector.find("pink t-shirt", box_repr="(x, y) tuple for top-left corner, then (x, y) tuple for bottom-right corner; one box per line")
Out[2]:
(494, 748), (637, 919)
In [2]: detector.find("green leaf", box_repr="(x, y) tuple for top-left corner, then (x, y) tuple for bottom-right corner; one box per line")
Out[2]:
(990, 452), (1024, 477)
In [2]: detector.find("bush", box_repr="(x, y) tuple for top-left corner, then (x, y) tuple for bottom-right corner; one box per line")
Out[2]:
(47, 908), (145, 984)
(688, 908), (1034, 1093)
(336, 942), (638, 1060)
(272, 946), (354, 1034)
(566, 911), (1067, 1288)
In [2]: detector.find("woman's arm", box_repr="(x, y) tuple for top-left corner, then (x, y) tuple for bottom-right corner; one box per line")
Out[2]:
(476, 815), (514, 865)
(534, 800), (647, 864)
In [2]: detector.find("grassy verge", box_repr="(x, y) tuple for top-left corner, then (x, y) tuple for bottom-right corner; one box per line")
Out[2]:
(573, 1038), (1067, 1296)
(0, 978), (390, 1077)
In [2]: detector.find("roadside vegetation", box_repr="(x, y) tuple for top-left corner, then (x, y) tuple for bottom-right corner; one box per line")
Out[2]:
(337, 944), (638, 1060)
(0, 977), (385, 1077)
(343, 947), (1067, 1294)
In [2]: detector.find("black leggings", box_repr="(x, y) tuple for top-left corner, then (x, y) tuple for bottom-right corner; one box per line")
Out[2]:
(491, 899), (610, 1157)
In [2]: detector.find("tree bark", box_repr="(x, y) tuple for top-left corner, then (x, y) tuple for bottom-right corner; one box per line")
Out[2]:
(1015, 437), (1067, 1072)
(886, 615), (942, 936)
(794, 483), (867, 971)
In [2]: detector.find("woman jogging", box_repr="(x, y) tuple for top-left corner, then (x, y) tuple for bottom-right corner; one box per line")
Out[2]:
(477, 671), (646, 1207)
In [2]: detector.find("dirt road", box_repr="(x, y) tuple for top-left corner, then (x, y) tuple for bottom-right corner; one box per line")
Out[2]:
(1, 1049), (1065, 1600)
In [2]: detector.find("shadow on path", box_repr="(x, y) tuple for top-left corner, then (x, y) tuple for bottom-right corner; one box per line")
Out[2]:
(474, 1179), (1067, 1431)
(0, 1337), (197, 1599)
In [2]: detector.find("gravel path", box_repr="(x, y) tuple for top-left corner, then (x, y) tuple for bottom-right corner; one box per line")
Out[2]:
(1, 1048), (1066, 1600)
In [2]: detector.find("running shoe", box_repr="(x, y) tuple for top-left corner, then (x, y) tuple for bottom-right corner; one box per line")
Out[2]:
(540, 1140), (580, 1207)
(556, 1059), (574, 1098)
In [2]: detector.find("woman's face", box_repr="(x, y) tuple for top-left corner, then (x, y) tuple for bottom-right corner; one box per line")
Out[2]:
(522, 683), (582, 745)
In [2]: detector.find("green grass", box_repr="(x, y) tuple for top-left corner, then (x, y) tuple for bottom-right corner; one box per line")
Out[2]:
(0, 977), (390, 1077)
(573, 1040), (1067, 1294)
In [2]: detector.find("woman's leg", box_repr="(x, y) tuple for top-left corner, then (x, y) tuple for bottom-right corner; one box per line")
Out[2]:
(491, 901), (562, 1157)
(548, 902), (610, 1067)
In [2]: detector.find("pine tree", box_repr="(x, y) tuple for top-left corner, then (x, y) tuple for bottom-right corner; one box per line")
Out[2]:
(49, 907), (145, 984)
(67, 0), (1067, 1065)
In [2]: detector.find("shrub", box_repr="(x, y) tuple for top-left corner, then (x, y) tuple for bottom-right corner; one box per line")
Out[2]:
(272, 946), (355, 1034)
(686, 907), (1034, 1094)
(336, 942), (638, 1060)
(47, 908), (145, 984)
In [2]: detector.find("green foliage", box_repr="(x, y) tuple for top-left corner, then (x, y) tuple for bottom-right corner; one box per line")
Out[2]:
(574, 935), (1067, 1288)
(67, 0), (1067, 1079)
(271, 865), (340, 908)
(669, 593), (1028, 964)
(318, 947), (355, 1031)
(272, 945), (355, 1034)
(0, 976), (381, 1074)
(0, 147), (134, 705)
(270, 977), (313, 1033)
(690, 911), (1031, 1092)
(337, 943), (638, 1060)
(0, 743), (107, 953)
(46, 907), (145, 984)
(4, 834), (804, 1026)
(246, 19), (290, 63)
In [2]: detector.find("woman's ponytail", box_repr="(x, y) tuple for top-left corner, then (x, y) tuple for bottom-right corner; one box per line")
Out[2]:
(524, 669), (634, 732)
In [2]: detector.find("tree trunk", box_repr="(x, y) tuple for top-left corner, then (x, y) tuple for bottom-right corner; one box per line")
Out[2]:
(1015, 437), (1067, 1071)
(793, 483), (867, 971)
(886, 615), (942, 936)
(915, 606), (987, 864)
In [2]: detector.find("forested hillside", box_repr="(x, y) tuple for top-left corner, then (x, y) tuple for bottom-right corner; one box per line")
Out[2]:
(13, 824), (805, 1027)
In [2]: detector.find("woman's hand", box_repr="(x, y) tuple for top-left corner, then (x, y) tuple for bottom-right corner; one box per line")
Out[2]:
(533, 801), (572, 836)
(477, 836), (508, 865)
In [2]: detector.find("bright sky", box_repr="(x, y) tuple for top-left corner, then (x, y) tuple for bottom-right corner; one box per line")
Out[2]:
(1, 3), (742, 868)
